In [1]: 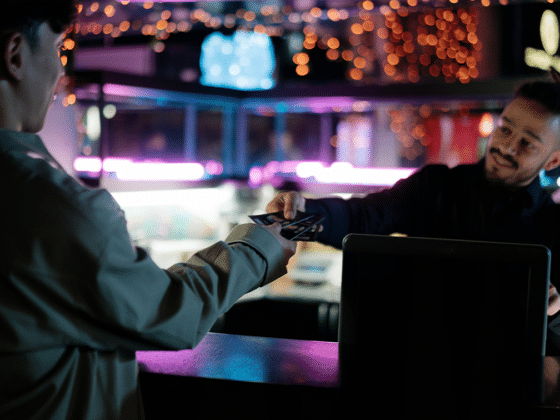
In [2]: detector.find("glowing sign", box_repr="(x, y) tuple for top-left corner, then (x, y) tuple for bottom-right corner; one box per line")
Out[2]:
(73, 157), (209, 181)
(248, 160), (417, 187)
(295, 162), (416, 186)
(200, 31), (275, 91)
(525, 10), (560, 72)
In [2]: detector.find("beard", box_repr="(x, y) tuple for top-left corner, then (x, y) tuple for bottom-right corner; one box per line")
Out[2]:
(487, 147), (519, 170)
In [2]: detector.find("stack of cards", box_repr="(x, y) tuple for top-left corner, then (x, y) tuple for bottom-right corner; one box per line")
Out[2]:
(249, 210), (325, 241)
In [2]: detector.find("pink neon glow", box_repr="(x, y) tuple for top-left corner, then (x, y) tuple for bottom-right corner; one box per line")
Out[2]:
(263, 161), (279, 180)
(126, 0), (209, 2)
(102, 84), (143, 97)
(74, 157), (205, 181)
(296, 161), (416, 186)
(295, 161), (326, 178)
(205, 160), (224, 176)
(74, 156), (102, 172)
(249, 167), (263, 187)
(279, 160), (300, 173)
(75, 156), (415, 186)
(251, 160), (416, 186)
(112, 161), (205, 181)
(102, 157), (130, 172)
(248, 161), (415, 186)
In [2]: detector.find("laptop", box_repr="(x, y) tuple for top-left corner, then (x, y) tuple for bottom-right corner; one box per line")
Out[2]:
(338, 234), (550, 419)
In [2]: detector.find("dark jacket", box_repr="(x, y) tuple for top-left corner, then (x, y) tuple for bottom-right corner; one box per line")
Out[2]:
(306, 160), (560, 353)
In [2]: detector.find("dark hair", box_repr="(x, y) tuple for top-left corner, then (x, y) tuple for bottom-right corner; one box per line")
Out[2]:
(514, 81), (560, 115)
(0, 1), (76, 50)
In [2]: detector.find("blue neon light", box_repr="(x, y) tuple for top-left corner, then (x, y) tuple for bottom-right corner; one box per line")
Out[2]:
(200, 31), (275, 91)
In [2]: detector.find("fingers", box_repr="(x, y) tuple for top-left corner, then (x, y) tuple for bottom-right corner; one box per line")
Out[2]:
(265, 192), (305, 219)
(272, 222), (297, 252)
(283, 193), (298, 219)
(265, 196), (281, 214)
(262, 222), (297, 264)
(548, 284), (560, 316)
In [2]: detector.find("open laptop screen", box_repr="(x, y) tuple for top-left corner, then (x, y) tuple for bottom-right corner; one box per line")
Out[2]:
(338, 234), (550, 417)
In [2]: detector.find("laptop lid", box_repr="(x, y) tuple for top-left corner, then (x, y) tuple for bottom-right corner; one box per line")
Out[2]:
(338, 234), (550, 418)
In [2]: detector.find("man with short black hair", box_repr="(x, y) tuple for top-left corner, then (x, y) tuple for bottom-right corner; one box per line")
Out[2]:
(0, 2), (296, 419)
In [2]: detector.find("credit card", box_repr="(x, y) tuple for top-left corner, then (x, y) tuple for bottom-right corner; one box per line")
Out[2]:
(279, 214), (325, 240)
(249, 210), (314, 227)
(249, 211), (325, 241)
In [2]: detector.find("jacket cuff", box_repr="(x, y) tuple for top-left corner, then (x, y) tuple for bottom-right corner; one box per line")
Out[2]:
(225, 223), (287, 286)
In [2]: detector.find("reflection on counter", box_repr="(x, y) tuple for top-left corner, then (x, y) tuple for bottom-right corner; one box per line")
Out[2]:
(137, 332), (339, 387)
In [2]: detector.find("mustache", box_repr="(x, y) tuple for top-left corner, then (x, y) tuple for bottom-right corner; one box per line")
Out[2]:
(489, 148), (518, 169)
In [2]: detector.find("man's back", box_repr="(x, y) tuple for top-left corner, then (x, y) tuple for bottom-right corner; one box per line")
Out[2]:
(0, 130), (148, 418)
(0, 129), (290, 418)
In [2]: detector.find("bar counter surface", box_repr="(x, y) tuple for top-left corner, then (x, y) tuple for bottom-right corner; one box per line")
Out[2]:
(137, 332), (560, 420)
(137, 332), (341, 419)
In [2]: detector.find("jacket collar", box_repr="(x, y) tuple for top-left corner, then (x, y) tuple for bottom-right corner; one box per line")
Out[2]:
(476, 158), (547, 209)
(0, 128), (64, 171)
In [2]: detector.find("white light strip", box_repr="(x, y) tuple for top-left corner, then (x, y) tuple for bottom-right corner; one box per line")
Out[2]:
(74, 157), (205, 181)
(126, 0), (212, 2)
(109, 161), (205, 181)
(111, 185), (235, 210)
(74, 156), (102, 172)
(75, 157), (416, 186)
(296, 162), (416, 186)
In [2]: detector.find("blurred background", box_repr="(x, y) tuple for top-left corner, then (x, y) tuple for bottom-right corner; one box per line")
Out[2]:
(40, 0), (560, 339)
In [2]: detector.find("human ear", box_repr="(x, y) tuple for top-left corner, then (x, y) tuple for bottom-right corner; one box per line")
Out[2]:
(544, 150), (560, 171)
(4, 33), (25, 81)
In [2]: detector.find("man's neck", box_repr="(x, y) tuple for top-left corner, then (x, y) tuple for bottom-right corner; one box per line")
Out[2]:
(484, 177), (521, 193)
(0, 82), (23, 132)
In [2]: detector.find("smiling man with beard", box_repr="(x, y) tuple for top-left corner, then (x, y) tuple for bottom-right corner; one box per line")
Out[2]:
(485, 84), (560, 188)
(267, 76), (560, 354)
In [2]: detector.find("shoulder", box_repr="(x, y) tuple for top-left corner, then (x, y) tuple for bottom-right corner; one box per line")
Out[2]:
(0, 151), (124, 243)
(410, 162), (482, 185)
(397, 163), (475, 186)
(415, 162), (479, 177)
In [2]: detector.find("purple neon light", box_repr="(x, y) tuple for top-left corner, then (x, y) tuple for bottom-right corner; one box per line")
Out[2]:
(126, 0), (213, 2)
(136, 333), (339, 386)
(74, 156), (415, 185)
(102, 83), (143, 97)
(250, 160), (416, 186)
(74, 156), (102, 173)
(295, 161), (417, 186)
(205, 160), (224, 176)
(114, 160), (204, 181)
(74, 157), (205, 181)
(249, 167), (263, 187)
(102, 157), (129, 173)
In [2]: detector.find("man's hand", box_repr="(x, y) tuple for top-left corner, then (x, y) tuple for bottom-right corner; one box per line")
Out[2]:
(266, 191), (306, 220)
(261, 223), (297, 265)
(549, 284), (560, 316)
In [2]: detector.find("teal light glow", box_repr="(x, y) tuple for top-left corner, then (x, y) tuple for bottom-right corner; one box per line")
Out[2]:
(200, 31), (275, 91)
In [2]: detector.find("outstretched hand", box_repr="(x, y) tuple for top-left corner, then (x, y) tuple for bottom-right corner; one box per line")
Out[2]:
(549, 284), (560, 317)
(266, 191), (306, 220)
(260, 222), (297, 265)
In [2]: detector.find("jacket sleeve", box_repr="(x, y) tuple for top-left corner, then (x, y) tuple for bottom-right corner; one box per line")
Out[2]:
(547, 306), (560, 355)
(0, 183), (287, 353)
(86, 219), (287, 351)
(305, 165), (445, 249)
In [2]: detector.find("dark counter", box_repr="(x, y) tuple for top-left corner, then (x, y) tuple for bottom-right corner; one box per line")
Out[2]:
(137, 333), (341, 419)
(137, 332), (560, 419)
(137, 332), (339, 387)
